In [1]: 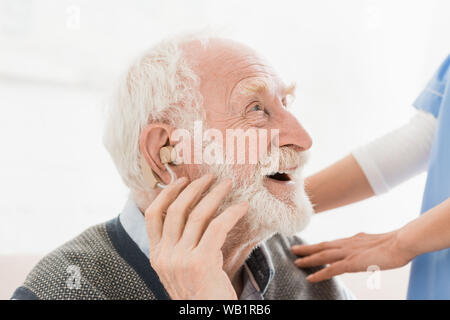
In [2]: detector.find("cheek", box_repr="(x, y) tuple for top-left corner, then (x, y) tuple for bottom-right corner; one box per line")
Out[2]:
(244, 113), (268, 128)
(182, 163), (204, 181)
(214, 112), (267, 131)
(232, 164), (259, 184)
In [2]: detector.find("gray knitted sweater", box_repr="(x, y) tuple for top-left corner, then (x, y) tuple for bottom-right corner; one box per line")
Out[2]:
(12, 216), (350, 300)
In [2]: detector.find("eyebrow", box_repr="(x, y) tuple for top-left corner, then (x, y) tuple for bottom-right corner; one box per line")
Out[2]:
(284, 82), (296, 97)
(238, 78), (272, 96)
(239, 79), (296, 98)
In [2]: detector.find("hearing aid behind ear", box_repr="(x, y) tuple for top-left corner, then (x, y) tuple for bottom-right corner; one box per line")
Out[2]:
(140, 146), (177, 189)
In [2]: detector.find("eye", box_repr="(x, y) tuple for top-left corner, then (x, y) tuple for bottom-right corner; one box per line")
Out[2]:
(250, 104), (263, 112)
(247, 102), (269, 117)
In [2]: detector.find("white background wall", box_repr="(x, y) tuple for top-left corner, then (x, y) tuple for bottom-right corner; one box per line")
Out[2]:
(0, 0), (449, 299)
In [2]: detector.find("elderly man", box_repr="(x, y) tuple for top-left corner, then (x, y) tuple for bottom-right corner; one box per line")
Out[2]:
(12, 35), (350, 300)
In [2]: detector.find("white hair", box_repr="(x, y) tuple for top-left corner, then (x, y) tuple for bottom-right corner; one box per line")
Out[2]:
(103, 35), (207, 192)
(202, 146), (313, 262)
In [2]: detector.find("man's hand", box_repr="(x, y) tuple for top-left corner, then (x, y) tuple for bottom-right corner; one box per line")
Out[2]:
(145, 174), (248, 300)
(291, 231), (415, 282)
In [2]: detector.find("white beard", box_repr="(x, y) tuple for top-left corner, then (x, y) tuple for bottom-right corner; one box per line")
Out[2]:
(201, 147), (314, 244)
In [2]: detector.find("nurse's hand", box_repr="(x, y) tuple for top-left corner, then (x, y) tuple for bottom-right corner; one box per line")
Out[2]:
(291, 231), (416, 282)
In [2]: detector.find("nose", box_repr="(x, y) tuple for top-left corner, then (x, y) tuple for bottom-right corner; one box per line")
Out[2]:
(277, 112), (312, 151)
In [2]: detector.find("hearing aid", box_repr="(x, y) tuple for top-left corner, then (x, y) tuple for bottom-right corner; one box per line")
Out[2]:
(140, 146), (177, 189)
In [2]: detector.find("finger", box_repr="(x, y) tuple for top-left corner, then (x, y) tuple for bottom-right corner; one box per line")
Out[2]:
(179, 178), (233, 247)
(306, 261), (348, 282)
(144, 177), (189, 248)
(197, 201), (249, 253)
(294, 249), (345, 268)
(161, 174), (215, 245)
(291, 241), (339, 256)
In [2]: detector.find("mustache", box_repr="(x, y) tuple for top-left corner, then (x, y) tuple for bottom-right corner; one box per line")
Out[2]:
(258, 147), (310, 176)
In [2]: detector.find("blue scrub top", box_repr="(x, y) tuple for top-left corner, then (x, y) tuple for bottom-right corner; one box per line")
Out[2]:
(408, 54), (450, 299)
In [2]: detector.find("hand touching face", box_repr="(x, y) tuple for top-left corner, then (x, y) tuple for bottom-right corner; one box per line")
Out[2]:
(145, 174), (248, 299)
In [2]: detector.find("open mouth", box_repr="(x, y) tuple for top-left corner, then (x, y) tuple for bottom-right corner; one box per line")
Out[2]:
(266, 172), (292, 182)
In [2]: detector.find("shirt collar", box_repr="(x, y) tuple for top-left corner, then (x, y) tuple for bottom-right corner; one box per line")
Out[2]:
(119, 199), (150, 259)
(119, 198), (275, 299)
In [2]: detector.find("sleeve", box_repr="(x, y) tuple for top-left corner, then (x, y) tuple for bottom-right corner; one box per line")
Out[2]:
(10, 286), (39, 300)
(413, 54), (450, 118)
(351, 110), (437, 195)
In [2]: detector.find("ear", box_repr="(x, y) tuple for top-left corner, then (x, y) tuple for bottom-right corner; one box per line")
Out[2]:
(139, 123), (174, 187)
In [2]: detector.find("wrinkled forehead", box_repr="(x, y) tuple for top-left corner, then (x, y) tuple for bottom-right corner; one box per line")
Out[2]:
(182, 38), (285, 103)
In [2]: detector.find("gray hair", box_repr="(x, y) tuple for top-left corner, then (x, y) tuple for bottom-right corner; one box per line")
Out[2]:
(103, 34), (207, 192)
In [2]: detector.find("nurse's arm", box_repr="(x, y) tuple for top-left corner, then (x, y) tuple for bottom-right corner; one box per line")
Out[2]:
(397, 197), (450, 258)
(306, 154), (374, 213)
(306, 111), (436, 214)
(291, 197), (450, 282)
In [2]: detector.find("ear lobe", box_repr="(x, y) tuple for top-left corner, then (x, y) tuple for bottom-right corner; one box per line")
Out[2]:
(139, 123), (174, 187)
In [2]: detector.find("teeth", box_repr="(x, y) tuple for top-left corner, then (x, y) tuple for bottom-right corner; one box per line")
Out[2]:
(262, 166), (298, 176)
(266, 171), (290, 176)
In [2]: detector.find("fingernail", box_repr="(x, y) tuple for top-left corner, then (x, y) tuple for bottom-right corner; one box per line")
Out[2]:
(306, 275), (313, 281)
(176, 177), (187, 184)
